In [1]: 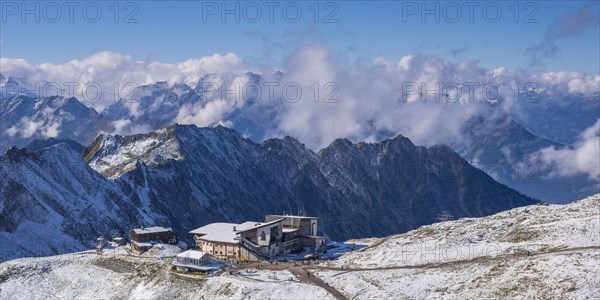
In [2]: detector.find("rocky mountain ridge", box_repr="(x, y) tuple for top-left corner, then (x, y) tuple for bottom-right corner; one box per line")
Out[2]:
(0, 124), (537, 262)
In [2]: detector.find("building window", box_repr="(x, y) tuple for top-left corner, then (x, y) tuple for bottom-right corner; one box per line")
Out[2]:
(260, 231), (266, 241)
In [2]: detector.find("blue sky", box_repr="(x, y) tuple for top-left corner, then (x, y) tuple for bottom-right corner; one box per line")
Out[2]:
(1, 1), (599, 73)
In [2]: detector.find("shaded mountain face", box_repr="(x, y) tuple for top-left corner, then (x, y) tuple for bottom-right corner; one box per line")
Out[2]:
(24, 138), (85, 154)
(316, 136), (537, 236)
(459, 115), (595, 203)
(84, 125), (352, 239)
(82, 124), (537, 241)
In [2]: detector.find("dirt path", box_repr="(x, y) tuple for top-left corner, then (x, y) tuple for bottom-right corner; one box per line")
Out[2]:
(289, 267), (349, 300)
(94, 258), (138, 273)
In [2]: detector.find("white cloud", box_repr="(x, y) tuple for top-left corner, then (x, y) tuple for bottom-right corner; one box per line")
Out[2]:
(261, 47), (510, 148)
(43, 121), (60, 138)
(2, 48), (598, 152)
(178, 53), (243, 84)
(534, 71), (600, 95)
(0, 52), (246, 111)
(175, 100), (232, 127)
(526, 120), (600, 181)
(173, 73), (253, 128)
(112, 119), (131, 134)
(6, 117), (61, 139)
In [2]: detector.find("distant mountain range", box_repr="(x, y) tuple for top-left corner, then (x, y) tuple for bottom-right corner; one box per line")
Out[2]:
(0, 124), (537, 262)
(2, 72), (597, 203)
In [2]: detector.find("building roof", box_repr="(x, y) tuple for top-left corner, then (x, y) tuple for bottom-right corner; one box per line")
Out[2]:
(132, 241), (153, 247)
(172, 264), (220, 271)
(189, 222), (260, 244)
(176, 250), (209, 260)
(236, 218), (286, 234)
(131, 226), (173, 235)
(189, 219), (285, 243)
(238, 221), (266, 229)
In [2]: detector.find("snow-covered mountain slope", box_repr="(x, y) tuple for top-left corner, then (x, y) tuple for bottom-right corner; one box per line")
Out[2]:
(316, 135), (539, 237)
(0, 144), (162, 262)
(84, 125), (185, 179)
(319, 249), (598, 299)
(0, 74), (36, 98)
(334, 194), (599, 268)
(0, 253), (335, 300)
(314, 194), (600, 299)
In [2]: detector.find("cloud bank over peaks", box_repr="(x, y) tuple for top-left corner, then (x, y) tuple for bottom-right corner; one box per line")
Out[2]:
(1, 46), (598, 152)
(265, 46), (597, 149)
(0, 51), (246, 111)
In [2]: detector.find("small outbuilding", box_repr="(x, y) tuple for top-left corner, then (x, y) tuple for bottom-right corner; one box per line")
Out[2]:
(131, 241), (153, 254)
(113, 237), (126, 246)
(130, 226), (178, 244)
(129, 226), (178, 254)
(172, 250), (222, 273)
